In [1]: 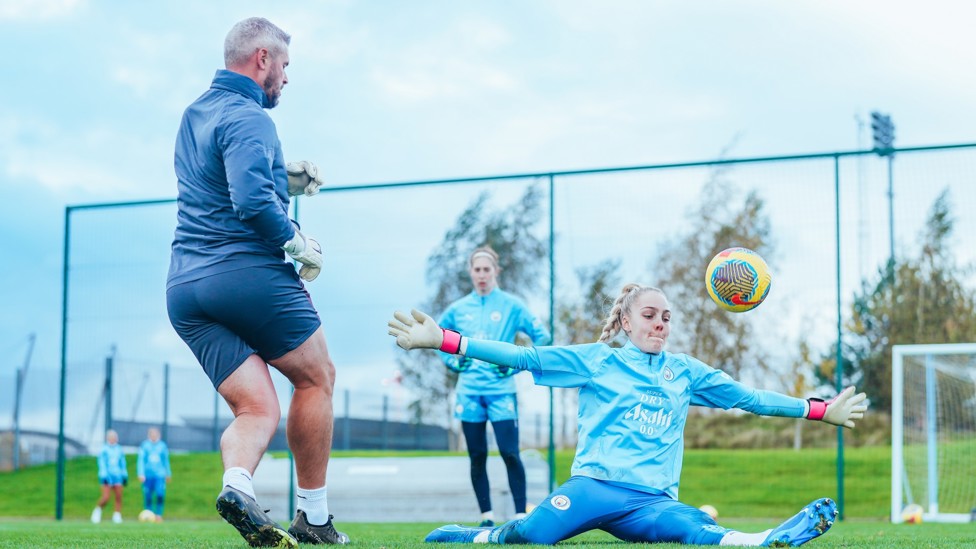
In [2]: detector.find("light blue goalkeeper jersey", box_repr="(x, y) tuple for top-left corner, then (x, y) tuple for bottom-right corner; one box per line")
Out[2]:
(464, 339), (807, 499)
(439, 288), (551, 396)
(137, 439), (171, 479)
(97, 443), (128, 481)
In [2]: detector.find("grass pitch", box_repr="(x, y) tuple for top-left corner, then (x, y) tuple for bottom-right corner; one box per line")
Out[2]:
(0, 518), (973, 548)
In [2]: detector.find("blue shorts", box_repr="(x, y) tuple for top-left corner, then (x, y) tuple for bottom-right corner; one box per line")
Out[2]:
(166, 263), (321, 389)
(455, 393), (518, 422)
(501, 476), (726, 545)
(100, 475), (126, 487)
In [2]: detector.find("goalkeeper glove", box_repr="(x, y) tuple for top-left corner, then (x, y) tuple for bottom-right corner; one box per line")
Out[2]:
(806, 386), (868, 429)
(286, 160), (324, 197)
(446, 356), (473, 373)
(388, 309), (463, 353)
(281, 228), (323, 282)
(492, 363), (516, 378)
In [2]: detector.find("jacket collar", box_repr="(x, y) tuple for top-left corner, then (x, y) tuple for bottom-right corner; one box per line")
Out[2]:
(621, 339), (666, 366)
(210, 69), (272, 108)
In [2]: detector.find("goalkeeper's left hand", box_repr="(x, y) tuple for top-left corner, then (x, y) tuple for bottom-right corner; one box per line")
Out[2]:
(807, 386), (868, 429)
(446, 355), (473, 373)
(286, 160), (324, 197)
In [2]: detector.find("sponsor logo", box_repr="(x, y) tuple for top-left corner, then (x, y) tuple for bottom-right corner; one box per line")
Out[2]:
(490, 311), (502, 322)
(663, 367), (674, 381)
(550, 495), (571, 511)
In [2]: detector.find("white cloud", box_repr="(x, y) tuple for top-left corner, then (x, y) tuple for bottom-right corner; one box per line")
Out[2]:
(0, 0), (84, 20)
(0, 115), (173, 196)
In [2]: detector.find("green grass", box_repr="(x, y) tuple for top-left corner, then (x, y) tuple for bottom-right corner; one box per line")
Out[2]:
(0, 519), (973, 548)
(1, 447), (975, 547)
(0, 447), (896, 520)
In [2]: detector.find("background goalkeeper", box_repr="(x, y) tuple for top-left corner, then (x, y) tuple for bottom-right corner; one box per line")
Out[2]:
(438, 246), (551, 527)
(390, 283), (867, 547)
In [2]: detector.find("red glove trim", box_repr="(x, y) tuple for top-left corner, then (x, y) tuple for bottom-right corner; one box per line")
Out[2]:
(440, 329), (462, 354)
(807, 398), (828, 421)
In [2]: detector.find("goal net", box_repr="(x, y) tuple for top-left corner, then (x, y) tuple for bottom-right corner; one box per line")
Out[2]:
(891, 343), (976, 523)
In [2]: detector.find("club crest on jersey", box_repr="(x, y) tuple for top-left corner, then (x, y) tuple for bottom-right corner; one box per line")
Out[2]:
(490, 311), (502, 322)
(550, 495), (571, 511)
(663, 367), (674, 381)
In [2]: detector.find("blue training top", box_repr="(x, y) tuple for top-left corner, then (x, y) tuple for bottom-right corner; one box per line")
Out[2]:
(137, 439), (171, 479)
(97, 442), (128, 481)
(439, 288), (551, 395)
(168, 69), (295, 288)
(464, 339), (807, 499)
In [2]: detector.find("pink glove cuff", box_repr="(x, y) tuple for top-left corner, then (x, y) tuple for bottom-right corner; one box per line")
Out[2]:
(440, 329), (462, 354)
(807, 398), (828, 421)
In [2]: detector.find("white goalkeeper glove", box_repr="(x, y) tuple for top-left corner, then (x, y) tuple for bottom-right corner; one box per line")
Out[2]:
(807, 386), (868, 429)
(286, 160), (324, 197)
(281, 228), (322, 282)
(388, 309), (463, 354)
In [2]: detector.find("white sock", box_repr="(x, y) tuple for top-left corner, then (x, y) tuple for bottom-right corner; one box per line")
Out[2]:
(473, 530), (491, 543)
(296, 485), (329, 525)
(481, 511), (495, 522)
(720, 529), (773, 546)
(223, 467), (256, 500)
(513, 513), (527, 520)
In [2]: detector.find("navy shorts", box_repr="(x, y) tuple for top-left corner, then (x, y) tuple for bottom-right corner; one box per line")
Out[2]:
(166, 263), (321, 389)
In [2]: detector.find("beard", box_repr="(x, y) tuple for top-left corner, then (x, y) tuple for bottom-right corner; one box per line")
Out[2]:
(262, 70), (282, 108)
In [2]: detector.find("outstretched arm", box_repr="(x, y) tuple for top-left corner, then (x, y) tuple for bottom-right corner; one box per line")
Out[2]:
(388, 309), (529, 368)
(805, 386), (868, 429)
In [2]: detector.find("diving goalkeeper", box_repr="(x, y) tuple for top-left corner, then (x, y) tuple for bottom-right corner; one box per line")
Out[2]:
(389, 284), (867, 547)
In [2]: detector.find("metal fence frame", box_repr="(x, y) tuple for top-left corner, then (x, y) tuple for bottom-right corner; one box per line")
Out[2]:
(55, 142), (976, 519)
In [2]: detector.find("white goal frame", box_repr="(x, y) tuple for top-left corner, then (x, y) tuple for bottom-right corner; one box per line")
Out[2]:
(891, 343), (976, 523)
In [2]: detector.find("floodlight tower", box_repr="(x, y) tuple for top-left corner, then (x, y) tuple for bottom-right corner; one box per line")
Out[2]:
(871, 111), (896, 279)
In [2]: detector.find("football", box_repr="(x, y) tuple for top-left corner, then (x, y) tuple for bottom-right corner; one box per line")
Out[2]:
(699, 504), (718, 520)
(901, 503), (923, 524)
(705, 247), (771, 313)
(138, 509), (156, 523)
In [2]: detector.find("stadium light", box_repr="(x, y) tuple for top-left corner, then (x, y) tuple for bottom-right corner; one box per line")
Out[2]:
(870, 111), (895, 156)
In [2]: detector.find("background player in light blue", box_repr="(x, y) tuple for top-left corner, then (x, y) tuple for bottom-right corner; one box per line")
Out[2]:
(138, 427), (171, 522)
(390, 284), (867, 546)
(90, 429), (128, 524)
(439, 246), (551, 526)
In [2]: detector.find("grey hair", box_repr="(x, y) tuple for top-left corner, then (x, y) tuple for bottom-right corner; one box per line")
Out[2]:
(598, 284), (666, 344)
(224, 17), (291, 68)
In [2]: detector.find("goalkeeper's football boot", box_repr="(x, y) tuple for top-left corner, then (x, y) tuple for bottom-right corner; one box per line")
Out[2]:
(216, 487), (297, 548)
(762, 497), (838, 547)
(425, 524), (493, 543)
(288, 510), (350, 544)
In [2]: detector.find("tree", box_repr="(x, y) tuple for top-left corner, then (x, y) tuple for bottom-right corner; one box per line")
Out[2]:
(396, 183), (549, 429)
(823, 189), (976, 412)
(654, 164), (776, 381)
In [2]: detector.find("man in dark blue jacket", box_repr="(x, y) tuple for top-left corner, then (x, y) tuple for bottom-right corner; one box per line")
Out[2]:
(167, 16), (346, 547)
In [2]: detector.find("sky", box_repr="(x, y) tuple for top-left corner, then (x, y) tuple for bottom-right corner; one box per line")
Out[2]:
(2, 0), (976, 445)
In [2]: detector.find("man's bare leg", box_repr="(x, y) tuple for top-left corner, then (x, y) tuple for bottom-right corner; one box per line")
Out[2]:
(272, 327), (348, 543)
(214, 354), (296, 547)
(218, 355), (281, 478)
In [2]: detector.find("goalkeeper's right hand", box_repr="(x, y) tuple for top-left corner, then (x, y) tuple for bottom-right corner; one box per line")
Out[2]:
(388, 309), (463, 354)
(281, 228), (322, 282)
(807, 386), (868, 429)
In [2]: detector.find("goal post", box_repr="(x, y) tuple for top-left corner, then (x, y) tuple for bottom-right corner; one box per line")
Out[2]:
(891, 343), (976, 523)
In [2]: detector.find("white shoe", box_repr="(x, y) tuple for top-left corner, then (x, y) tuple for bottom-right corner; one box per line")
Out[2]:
(91, 507), (102, 524)
(112, 511), (123, 524)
